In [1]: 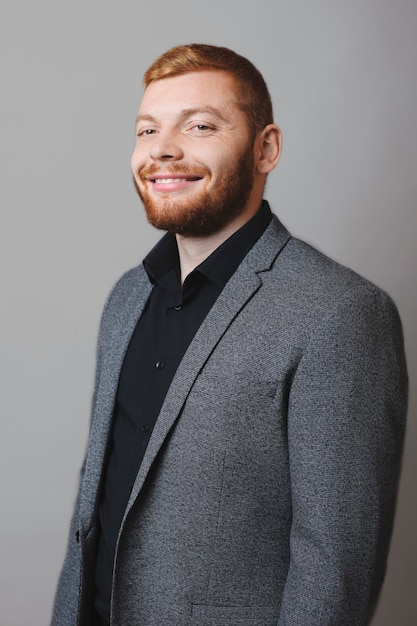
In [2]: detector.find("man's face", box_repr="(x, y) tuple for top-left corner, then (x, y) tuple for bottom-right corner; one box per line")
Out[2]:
(131, 71), (258, 237)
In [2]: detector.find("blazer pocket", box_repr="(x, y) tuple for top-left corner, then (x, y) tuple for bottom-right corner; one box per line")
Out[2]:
(190, 603), (278, 625)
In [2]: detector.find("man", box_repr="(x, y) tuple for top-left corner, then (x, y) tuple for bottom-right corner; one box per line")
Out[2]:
(52, 44), (407, 626)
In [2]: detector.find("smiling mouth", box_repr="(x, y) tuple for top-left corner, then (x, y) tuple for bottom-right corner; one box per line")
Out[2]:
(149, 175), (203, 184)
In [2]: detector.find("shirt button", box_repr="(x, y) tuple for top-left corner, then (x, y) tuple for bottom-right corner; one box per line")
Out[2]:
(141, 424), (149, 433)
(174, 305), (182, 311)
(155, 361), (164, 369)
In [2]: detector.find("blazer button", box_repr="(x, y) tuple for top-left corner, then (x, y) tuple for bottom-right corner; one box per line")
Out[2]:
(155, 361), (164, 370)
(75, 530), (80, 543)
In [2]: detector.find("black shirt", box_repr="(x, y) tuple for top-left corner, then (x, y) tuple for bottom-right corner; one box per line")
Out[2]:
(94, 201), (272, 622)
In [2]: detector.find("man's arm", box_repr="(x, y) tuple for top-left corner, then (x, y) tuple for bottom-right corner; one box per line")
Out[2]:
(51, 282), (112, 626)
(278, 282), (407, 626)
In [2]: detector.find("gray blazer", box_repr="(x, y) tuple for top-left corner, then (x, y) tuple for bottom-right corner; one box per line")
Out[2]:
(52, 214), (407, 626)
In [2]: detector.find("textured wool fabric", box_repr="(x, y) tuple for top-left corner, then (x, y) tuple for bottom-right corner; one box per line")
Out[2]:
(52, 211), (407, 626)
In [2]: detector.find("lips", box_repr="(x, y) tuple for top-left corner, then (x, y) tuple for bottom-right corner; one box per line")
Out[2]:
(142, 172), (204, 193)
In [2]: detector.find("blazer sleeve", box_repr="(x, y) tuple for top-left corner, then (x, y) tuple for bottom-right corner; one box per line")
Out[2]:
(277, 281), (407, 626)
(51, 283), (114, 626)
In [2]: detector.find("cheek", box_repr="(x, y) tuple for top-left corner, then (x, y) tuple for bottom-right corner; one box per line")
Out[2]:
(131, 146), (145, 174)
(130, 151), (137, 173)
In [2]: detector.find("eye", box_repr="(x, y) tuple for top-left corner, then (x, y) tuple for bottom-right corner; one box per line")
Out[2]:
(188, 123), (215, 135)
(137, 128), (156, 137)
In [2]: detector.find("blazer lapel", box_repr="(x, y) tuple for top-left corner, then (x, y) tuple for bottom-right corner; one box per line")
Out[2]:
(124, 215), (291, 515)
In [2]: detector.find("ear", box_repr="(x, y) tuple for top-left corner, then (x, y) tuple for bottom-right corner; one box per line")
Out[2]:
(255, 124), (282, 174)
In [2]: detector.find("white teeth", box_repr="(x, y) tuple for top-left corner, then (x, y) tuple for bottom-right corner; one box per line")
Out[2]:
(154, 178), (184, 184)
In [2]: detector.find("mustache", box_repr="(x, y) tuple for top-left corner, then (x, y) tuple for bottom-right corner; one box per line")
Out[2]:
(139, 163), (211, 179)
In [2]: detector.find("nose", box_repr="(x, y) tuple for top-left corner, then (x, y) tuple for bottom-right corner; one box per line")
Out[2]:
(149, 129), (184, 161)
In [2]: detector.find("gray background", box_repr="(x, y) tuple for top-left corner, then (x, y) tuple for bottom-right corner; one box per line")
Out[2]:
(1, 1), (416, 624)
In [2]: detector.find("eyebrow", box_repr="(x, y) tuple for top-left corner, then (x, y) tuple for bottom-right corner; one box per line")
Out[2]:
(135, 106), (229, 127)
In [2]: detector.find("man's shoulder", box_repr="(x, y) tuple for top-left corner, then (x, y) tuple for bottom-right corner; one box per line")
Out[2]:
(258, 215), (397, 316)
(98, 263), (151, 329)
(113, 262), (149, 291)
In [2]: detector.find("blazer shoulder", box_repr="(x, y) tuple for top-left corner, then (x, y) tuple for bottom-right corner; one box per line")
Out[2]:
(97, 263), (151, 337)
(276, 234), (395, 305)
(258, 214), (391, 306)
(259, 226), (404, 352)
(104, 263), (149, 308)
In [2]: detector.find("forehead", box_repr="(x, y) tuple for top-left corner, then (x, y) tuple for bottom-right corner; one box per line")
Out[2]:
(138, 70), (242, 117)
